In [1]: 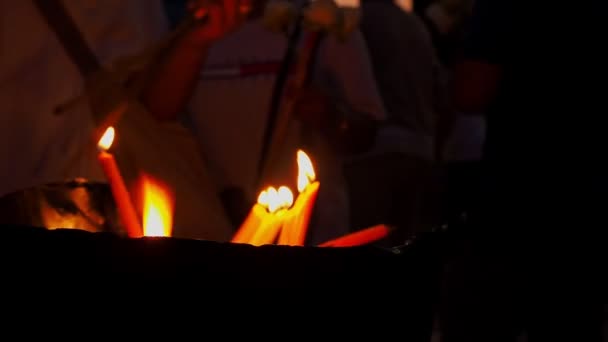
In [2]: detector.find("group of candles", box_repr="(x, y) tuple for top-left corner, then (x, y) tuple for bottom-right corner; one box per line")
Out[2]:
(97, 126), (390, 246)
(231, 150), (392, 247)
(97, 126), (173, 238)
(232, 150), (321, 246)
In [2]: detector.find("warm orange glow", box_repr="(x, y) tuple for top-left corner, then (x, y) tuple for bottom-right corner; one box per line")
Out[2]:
(257, 186), (294, 214)
(98, 126), (115, 151)
(296, 150), (316, 193)
(141, 175), (174, 237)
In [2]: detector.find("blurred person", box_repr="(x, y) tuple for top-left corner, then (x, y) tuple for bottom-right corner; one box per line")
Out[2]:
(420, 0), (484, 224)
(181, 0), (387, 243)
(0, 0), (166, 196)
(441, 0), (607, 340)
(0, 0), (248, 240)
(344, 0), (446, 244)
(418, 0), (473, 67)
(440, 112), (484, 223)
(406, 0), (486, 226)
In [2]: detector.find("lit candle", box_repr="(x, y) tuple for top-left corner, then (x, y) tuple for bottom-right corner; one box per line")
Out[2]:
(248, 186), (293, 246)
(231, 202), (267, 244)
(232, 188), (272, 244)
(317, 224), (392, 247)
(232, 186), (294, 246)
(279, 150), (320, 246)
(97, 126), (142, 238)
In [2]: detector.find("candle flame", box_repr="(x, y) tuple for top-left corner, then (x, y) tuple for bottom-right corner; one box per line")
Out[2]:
(257, 185), (294, 213)
(278, 186), (294, 208)
(266, 187), (281, 213)
(98, 126), (115, 151)
(297, 150), (316, 193)
(257, 189), (269, 205)
(141, 175), (174, 237)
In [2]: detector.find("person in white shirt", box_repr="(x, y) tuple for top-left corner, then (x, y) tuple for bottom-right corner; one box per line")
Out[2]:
(0, 0), (248, 240)
(344, 0), (446, 244)
(418, 0), (485, 223)
(185, 1), (387, 244)
(0, 0), (168, 196)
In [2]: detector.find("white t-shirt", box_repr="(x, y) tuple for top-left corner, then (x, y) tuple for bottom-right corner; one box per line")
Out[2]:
(0, 0), (168, 196)
(188, 20), (386, 195)
(187, 20), (386, 242)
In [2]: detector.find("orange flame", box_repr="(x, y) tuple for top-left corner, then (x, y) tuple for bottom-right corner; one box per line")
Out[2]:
(257, 185), (294, 213)
(141, 175), (174, 237)
(98, 126), (115, 151)
(297, 150), (316, 193)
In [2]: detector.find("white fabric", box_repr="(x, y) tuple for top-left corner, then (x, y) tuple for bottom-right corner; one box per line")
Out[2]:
(0, 0), (169, 196)
(187, 20), (386, 242)
(189, 21), (385, 193)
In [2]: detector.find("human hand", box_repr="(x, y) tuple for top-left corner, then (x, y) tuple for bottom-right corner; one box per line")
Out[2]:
(184, 0), (253, 45)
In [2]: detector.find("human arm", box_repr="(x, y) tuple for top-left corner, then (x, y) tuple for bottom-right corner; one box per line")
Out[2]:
(142, 0), (248, 121)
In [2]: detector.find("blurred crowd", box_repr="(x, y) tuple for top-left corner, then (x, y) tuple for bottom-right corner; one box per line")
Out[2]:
(1, 0), (484, 244)
(0, 0), (605, 340)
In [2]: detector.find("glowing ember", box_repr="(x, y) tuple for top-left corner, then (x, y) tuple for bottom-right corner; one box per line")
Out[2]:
(98, 126), (115, 151)
(296, 150), (316, 193)
(141, 175), (174, 237)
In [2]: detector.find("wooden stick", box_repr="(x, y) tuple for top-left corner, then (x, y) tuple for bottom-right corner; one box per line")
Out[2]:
(256, 29), (323, 187)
